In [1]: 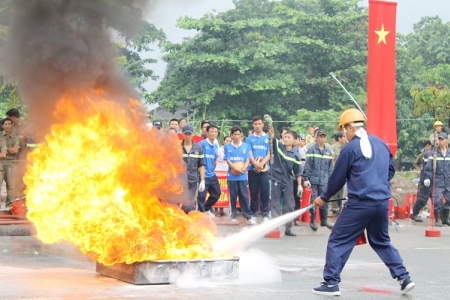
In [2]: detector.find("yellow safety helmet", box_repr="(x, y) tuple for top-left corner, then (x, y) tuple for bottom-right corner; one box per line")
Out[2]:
(337, 108), (366, 131)
(433, 121), (444, 128)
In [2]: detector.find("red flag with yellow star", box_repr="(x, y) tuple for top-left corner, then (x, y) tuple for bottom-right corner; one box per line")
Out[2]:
(367, 0), (398, 156)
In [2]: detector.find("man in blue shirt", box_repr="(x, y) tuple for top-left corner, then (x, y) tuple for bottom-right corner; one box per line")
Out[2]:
(246, 116), (271, 222)
(225, 125), (256, 225)
(311, 108), (414, 296)
(198, 124), (221, 217)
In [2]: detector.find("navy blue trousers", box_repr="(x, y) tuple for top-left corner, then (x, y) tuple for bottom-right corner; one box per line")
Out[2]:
(433, 186), (450, 209)
(248, 170), (270, 218)
(323, 199), (409, 285)
(197, 175), (221, 212)
(413, 184), (432, 211)
(228, 180), (252, 219)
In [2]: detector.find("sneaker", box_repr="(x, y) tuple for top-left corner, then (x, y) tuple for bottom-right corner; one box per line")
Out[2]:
(205, 210), (215, 218)
(399, 277), (415, 295)
(312, 282), (340, 296)
(247, 218), (257, 225)
(263, 217), (270, 223)
(231, 218), (238, 222)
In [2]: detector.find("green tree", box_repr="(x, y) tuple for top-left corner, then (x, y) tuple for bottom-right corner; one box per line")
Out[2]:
(152, 0), (368, 120)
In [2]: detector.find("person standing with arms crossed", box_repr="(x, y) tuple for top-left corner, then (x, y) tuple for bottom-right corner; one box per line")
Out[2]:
(311, 108), (414, 296)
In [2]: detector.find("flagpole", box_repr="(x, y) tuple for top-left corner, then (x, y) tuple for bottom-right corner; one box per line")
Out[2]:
(329, 72), (367, 119)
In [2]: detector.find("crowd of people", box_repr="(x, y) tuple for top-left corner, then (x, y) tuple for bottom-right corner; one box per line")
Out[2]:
(158, 114), (353, 234)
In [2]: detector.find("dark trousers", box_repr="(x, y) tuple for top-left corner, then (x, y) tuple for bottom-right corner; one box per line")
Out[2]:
(311, 184), (328, 214)
(182, 182), (197, 214)
(293, 180), (300, 210)
(271, 180), (295, 230)
(228, 180), (252, 219)
(413, 184), (432, 212)
(324, 199), (409, 285)
(248, 170), (270, 218)
(433, 186), (450, 210)
(197, 175), (221, 212)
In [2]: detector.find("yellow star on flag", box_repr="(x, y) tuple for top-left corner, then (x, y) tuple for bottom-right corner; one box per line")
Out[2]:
(375, 24), (390, 45)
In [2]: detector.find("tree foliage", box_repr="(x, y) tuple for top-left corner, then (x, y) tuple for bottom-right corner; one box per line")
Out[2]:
(152, 0), (368, 120)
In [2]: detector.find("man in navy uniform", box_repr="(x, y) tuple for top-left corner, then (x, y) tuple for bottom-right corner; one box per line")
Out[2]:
(311, 108), (414, 296)
(181, 125), (205, 214)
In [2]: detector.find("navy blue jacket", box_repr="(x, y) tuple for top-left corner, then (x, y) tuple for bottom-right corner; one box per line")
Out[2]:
(271, 139), (302, 184)
(320, 134), (395, 202)
(424, 147), (450, 188)
(303, 142), (334, 185)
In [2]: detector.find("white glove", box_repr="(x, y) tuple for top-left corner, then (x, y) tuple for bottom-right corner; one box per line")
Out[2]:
(297, 185), (303, 197)
(303, 180), (311, 188)
(424, 179), (430, 187)
(198, 181), (206, 192)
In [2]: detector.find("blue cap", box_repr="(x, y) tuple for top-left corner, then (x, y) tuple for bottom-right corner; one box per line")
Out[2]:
(182, 125), (194, 134)
(438, 132), (448, 139)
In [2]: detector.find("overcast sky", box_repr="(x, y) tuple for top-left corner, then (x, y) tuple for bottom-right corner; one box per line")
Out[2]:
(143, 0), (450, 94)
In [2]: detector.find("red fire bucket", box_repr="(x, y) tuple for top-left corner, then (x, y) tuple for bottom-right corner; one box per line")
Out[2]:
(395, 206), (406, 219)
(355, 232), (367, 246)
(12, 200), (28, 217)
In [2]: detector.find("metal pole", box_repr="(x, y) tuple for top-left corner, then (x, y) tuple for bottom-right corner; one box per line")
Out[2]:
(329, 72), (367, 119)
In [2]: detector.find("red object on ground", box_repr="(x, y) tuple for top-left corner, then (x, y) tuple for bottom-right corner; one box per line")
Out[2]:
(403, 194), (410, 218)
(425, 229), (441, 237)
(301, 187), (312, 222)
(395, 206), (406, 219)
(355, 232), (367, 246)
(412, 193), (417, 205)
(367, 0), (398, 157)
(12, 200), (28, 217)
(264, 229), (280, 238)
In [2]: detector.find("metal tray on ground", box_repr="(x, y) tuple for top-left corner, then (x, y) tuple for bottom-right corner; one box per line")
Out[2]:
(96, 257), (239, 285)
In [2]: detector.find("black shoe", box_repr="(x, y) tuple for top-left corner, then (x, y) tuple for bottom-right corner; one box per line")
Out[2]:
(285, 230), (296, 236)
(411, 214), (423, 222)
(435, 220), (442, 227)
(312, 282), (340, 296)
(310, 221), (318, 231)
(331, 210), (340, 215)
(320, 221), (334, 229)
(399, 277), (415, 295)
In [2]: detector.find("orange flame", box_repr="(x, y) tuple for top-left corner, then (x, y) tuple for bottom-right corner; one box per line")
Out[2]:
(24, 91), (224, 265)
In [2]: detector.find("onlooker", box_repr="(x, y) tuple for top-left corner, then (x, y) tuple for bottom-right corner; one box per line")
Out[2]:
(178, 118), (187, 132)
(0, 134), (6, 209)
(1, 118), (19, 211)
(200, 119), (210, 139)
(6, 108), (28, 154)
(305, 126), (316, 144)
(198, 124), (221, 217)
(423, 132), (450, 226)
(247, 116), (271, 222)
(303, 129), (334, 231)
(429, 121), (444, 147)
(224, 125), (255, 225)
(267, 120), (303, 236)
(214, 135), (231, 216)
(248, 129), (253, 137)
(169, 118), (179, 131)
(329, 132), (347, 214)
(167, 128), (177, 134)
(152, 120), (164, 130)
(181, 125), (205, 214)
(411, 140), (433, 222)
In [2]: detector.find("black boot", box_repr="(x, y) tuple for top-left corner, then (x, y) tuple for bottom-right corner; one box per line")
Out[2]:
(411, 206), (423, 222)
(442, 209), (450, 226)
(310, 207), (318, 231)
(320, 208), (333, 229)
(434, 209), (442, 227)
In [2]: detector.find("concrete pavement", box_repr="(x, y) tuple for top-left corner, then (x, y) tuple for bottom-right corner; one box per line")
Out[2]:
(0, 218), (448, 299)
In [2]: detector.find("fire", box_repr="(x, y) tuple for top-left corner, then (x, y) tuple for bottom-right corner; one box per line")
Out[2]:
(24, 91), (223, 265)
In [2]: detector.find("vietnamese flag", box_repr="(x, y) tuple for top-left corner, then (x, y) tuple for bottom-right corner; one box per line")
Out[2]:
(366, 0), (398, 156)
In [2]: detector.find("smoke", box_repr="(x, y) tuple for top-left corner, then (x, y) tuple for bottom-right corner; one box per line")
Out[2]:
(0, 0), (151, 130)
